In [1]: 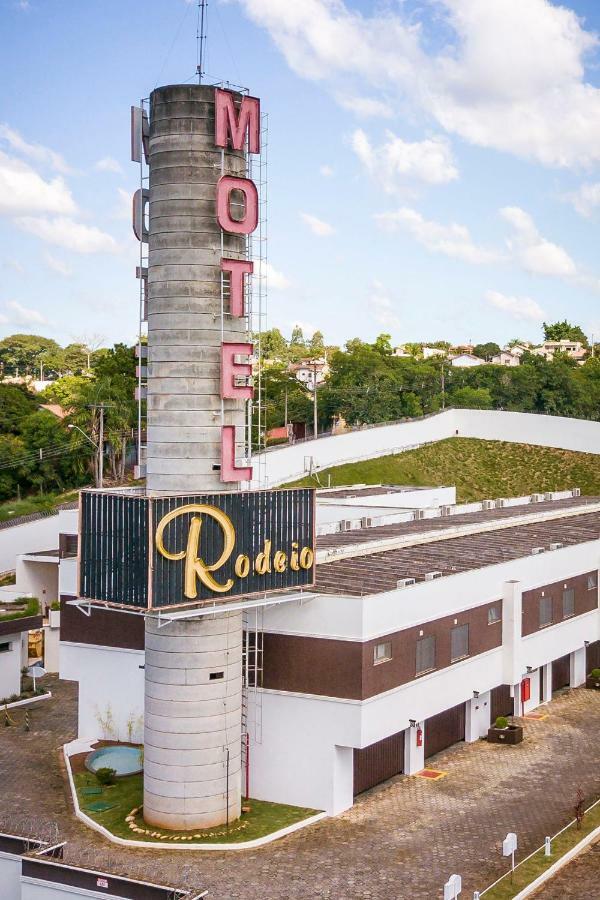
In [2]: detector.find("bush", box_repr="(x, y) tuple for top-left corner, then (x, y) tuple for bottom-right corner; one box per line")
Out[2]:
(591, 669), (600, 680)
(95, 767), (117, 786)
(494, 716), (509, 729)
(50, 600), (60, 611)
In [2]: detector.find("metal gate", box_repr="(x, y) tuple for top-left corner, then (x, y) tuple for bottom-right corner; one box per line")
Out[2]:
(552, 654), (571, 691)
(425, 702), (466, 760)
(490, 685), (513, 721)
(353, 730), (405, 796)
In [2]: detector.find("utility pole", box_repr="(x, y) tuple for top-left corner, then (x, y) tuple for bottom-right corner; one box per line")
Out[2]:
(313, 361), (318, 438)
(284, 388), (288, 427)
(441, 362), (445, 410)
(98, 405), (104, 490)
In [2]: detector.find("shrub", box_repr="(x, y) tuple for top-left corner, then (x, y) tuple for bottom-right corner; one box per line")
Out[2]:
(50, 601), (60, 611)
(95, 767), (117, 786)
(591, 669), (600, 680)
(494, 716), (509, 729)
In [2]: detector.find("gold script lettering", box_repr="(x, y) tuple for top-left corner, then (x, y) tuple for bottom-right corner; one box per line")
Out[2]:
(155, 504), (235, 598)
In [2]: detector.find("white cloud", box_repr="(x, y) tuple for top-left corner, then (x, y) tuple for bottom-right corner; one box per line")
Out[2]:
(252, 258), (290, 290)
(44, 251), (72, 277)
(336, 94), (393, 118)
(113, 187), (132, 220)
(3, 259), (25, 274)
(0, 300), (47, 327)
(375, 207), (499, 265)
(485, 289), (545, 322)
(95, 156), (123, 174)
(368, 281), (401, 330)
(352, 128), (458, 192)
(319, 164), (334, 177)
(501, 206), (576, 277)
(236, 0), (600, 168)
(15, 216), (120, 254)
(0, 124), (71, 174)
(300, 212), (335, 237)
(566, 182), (600, 218)
(0, 150), (77, 216)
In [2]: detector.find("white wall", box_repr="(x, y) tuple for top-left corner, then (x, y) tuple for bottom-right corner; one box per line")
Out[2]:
(43, 619), (60, 674)
(0, 849), (22, 899)
(60, 643), (144, 743)
(0, 631), (23, 701)
(15, 560), (58, 615)
(21, 880), (130, 900)
(258, 408), (600, 486)
(0, 516), (61, 575)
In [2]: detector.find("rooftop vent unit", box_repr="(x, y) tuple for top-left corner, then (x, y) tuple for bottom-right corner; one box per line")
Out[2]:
(414, 510), (426, 520)
(572, 487), (581, 497)
(360, 517), (372, 528)
(531, 546), (545, 555)
(544, 492), (554, 501)
(481, 500), (495, 510)
(530, 493), (545, 503)
(440, 505), (454, 517)
(424, 571), (443, 581)
(495, 498), (507, 508)
(397, 578), (416, 589)
(549, 542), (564, 550)
(339, 520), (353, 532)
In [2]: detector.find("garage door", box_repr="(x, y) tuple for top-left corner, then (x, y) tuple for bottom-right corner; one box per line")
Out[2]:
(425, 702), (466, 760)
(490, 685), (513, 721)
(353, 730), (405, 796)
(586, 641), (600, 673)
(552, 654), (570, 691)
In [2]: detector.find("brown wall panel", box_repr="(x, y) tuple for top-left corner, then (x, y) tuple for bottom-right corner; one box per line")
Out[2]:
(60, 596), (144, 651)
(522, 572), (598, 637)
(353, 730), (405, 795)
(262, 633), (362, 699)
(425, 702), (465, 759)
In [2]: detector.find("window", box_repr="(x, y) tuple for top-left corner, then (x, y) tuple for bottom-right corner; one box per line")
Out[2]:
(588, 574), (598, 591)
(209, 672), (224, 680)
(539, 595), (553, 627)
(416, 635), (436, 675)
(0, 642), (11, 653)
(450, 624), (469, 662)
(488, 605), (501, 625)
(562, 588), (575, 618)
(373, 641), (392, 665)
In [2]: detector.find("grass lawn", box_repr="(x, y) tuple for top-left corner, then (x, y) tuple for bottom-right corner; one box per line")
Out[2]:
(0, 488), (80, 523)
(482, 800), (600, 898)
(73, 771), (319, 844)
(284, 437), (600, 502)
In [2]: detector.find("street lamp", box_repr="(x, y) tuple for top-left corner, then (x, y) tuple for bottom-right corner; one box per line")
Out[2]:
(68, 424), (103, 489)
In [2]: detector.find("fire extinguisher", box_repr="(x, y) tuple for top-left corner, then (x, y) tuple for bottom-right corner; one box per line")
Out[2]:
(416, 726), (423, 747)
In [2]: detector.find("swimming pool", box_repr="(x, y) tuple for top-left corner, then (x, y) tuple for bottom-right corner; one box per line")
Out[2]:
(85, 745), (143, 777)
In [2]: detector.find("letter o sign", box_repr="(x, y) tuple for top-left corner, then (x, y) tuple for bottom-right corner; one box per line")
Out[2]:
(216, 175), (258, 235)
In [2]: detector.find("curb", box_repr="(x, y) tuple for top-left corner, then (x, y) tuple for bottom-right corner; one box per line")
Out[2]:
(2, 691), (52, 711)
(513, 825), (600, 898)
(63, 743), (327, 851)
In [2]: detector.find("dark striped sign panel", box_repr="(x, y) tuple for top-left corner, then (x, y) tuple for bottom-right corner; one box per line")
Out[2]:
(79, 489), (315, 609)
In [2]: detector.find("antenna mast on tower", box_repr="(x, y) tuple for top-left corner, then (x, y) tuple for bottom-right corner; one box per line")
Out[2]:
(196, 0), (208, 84)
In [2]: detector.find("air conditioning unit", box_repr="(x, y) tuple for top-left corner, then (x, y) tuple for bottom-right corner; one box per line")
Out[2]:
(481, 500), (495, 510)
(549, 542), (563, 550)
(397, 578), (416, 589)
(495, 498), (507, 508)
(360, 517), (372, 528)
(572, 487), (581, 497)
(413, 510), (426, 520)
(424, 571), (443, 581)
(531, 546), (545, 555)
(544, 492), (554, 501)
(339, 520), (353, 532)
(530, 493), (545, 503)
(440, 505), (454, 517)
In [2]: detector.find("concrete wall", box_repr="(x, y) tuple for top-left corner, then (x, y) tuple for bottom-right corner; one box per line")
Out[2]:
(259, 408), (600, 486)
(0, 851), (22, 900)
(0, 630), (23, 700)
(15, 559), (58, 615)
(0, 517), (61, 575)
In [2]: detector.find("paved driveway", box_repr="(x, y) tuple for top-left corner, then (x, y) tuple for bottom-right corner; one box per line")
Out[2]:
(1, 677), (599, 899)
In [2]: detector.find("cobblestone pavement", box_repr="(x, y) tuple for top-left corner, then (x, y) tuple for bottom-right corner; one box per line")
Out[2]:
(535, 841), (600, 897)
(2, 677), (600, 899)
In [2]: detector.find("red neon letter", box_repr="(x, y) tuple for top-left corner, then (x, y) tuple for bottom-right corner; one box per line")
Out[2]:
(221, 258), (253, 317)
(221, 425), (252, 483)
(215, 89), (260, 154)
(221, 342), (253, 400)
(217, 176), (258, 235)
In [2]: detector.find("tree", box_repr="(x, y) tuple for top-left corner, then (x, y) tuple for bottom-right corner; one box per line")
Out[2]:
(473, 342), (501, 360)
(0, 334), (60, 376)
(38, 375), (91, 409)
(260, 328), (288, 361)
(17, 410), (85, 494)
(450, 386), (493, 409)
(0, 383), (35, 433)
(308, 330), (325, 356)
(543, 320), (588, 347)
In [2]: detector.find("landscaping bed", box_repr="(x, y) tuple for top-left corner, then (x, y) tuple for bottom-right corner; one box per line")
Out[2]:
(73, 770), (319, 844)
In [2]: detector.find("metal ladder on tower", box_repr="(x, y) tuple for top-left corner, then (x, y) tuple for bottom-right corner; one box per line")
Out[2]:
(241, 605), (264, 798)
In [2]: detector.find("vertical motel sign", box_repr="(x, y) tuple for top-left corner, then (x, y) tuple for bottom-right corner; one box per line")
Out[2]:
(131, 89), (260, 482)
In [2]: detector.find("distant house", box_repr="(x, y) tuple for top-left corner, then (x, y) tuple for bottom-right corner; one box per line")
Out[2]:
(449, 353), (486, 368)
(393, 346), (413, 358)
(533, 340), (587, 362)
(492, 351), (520, 367)
(289, 358), (329, 391)
(422, 346), (447, 359)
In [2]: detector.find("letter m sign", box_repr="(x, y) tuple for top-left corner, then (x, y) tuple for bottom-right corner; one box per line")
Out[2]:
(215, 88), (260, 154)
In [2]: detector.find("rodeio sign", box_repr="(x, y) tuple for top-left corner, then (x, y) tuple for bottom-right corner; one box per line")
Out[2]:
(78, 488), (315, 609)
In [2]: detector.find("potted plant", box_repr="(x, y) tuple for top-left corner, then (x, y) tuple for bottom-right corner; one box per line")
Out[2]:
(586, 668), (600, 690)
(49, 601), (60, 628)
(487, 715), (523, 745)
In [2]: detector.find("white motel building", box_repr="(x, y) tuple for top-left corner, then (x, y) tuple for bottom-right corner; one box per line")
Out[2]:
(7, 484), (595, 817)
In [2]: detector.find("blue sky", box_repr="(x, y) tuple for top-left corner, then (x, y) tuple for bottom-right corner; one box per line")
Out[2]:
(1, 0), (600, 350)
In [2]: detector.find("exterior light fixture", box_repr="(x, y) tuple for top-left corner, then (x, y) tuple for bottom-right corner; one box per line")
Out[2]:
(409, 719), (417, 728)
(473, 690), (480, 699)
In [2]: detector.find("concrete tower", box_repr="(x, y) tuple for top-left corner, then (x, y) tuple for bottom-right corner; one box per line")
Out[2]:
(143, 84), (250, 830)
